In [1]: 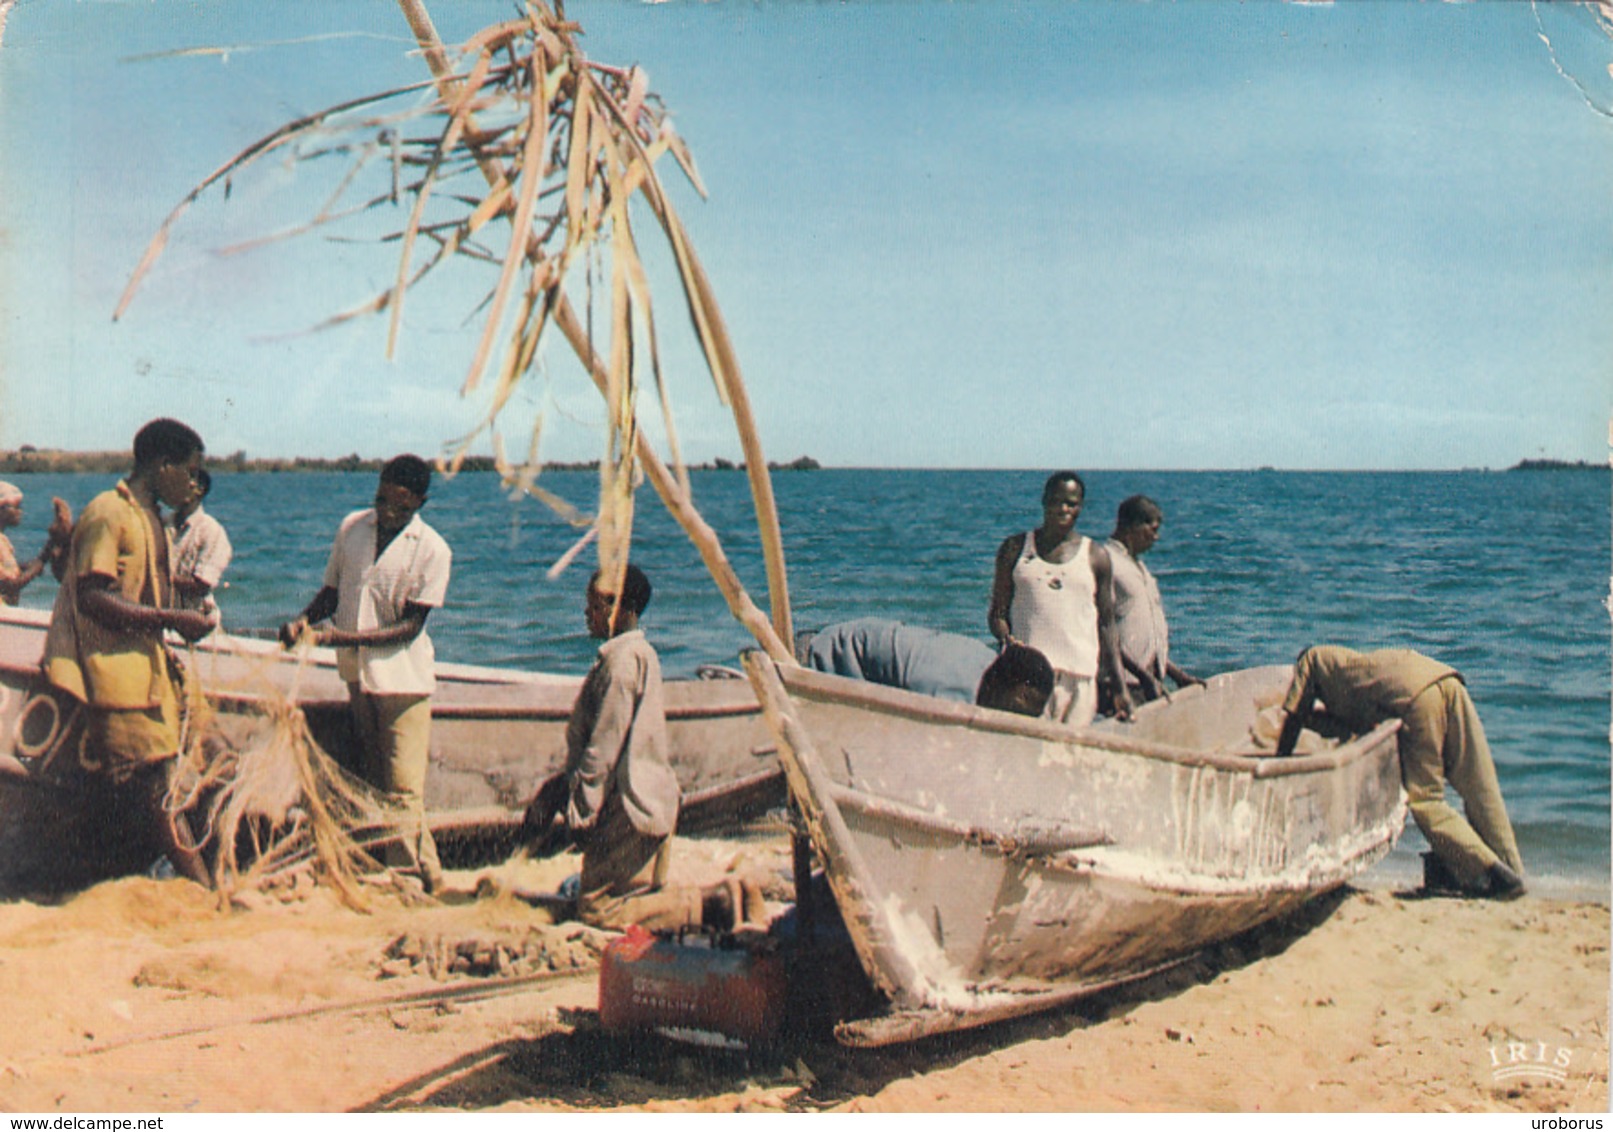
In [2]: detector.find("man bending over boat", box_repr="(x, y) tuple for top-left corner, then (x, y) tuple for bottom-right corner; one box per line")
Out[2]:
(797, 617), (1054, 716)
(41, 418), (217, 887)
(1274, 645), (1525, 900)
(279, 455), (450, 895)
(988, 470), (1131, 725)
(1103, 495), (1203, 711)
(525, 564), (764, 933)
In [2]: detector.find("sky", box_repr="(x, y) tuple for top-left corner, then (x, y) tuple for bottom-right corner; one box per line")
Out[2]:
(0, 0), (1610, 470)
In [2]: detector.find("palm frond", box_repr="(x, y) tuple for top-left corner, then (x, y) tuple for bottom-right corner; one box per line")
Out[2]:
(121, 0), (794, 660)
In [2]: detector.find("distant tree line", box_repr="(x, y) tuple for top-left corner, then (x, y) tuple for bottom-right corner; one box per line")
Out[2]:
(0, 447), (823, 474)
(1507, 458), (1607, 472)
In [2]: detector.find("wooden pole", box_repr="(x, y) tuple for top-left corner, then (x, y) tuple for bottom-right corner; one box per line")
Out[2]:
(552, 298), (792, 661)
(670, 230), (794, 649)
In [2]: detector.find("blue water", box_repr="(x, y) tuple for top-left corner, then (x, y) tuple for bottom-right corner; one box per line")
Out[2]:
(7, 468), (1609, 897)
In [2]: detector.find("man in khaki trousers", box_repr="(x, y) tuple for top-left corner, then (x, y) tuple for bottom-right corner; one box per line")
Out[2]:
(1275, 644), (1524, 899)
(281, 455), (450, 893)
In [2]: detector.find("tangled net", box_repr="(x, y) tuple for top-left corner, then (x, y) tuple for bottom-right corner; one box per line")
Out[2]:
(167, 637), (428, 911)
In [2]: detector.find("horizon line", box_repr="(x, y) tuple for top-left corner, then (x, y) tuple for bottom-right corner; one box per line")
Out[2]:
(0, 455), (1607, 475)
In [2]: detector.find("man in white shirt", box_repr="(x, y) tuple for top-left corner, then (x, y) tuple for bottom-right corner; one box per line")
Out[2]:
(169, 468), (232, 625)
(280, 455), (451, 893)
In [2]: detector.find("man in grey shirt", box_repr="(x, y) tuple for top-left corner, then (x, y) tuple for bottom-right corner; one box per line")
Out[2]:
(1105, 495), (1202, 708)
(799, 617), (997, 702)
(531, 564), (764, 933)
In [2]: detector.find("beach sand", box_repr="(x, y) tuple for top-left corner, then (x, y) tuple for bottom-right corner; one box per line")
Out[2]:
(0, 832), (1603, 1115)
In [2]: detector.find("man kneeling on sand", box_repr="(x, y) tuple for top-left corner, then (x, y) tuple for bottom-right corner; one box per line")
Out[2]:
(524, 564), (764, 933)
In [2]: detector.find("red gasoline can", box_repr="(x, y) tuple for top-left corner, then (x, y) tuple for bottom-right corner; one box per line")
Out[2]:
(598, 925), (788, 1046)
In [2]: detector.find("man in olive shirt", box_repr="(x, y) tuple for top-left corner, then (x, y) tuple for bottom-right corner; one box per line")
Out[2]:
(43, 419), (218, 886)
(1275, 645), (1524, 900)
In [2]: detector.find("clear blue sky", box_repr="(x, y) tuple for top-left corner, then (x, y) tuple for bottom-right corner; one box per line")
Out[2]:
(1, 0), (1609, 470)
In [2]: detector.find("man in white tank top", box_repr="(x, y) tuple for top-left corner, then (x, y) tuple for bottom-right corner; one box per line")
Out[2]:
(988, 471), (1131, 725)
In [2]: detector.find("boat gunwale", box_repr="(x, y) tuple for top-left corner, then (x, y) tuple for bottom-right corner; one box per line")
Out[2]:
(198, 688), (762, 724)
(775, 660), (1401, 777)
(0, 607), (764, 721)
(0, 606), (570, 687)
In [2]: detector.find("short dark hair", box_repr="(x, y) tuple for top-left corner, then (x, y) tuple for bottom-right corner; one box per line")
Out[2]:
(194, 468), (213, 499)
(975, 644), (1055, 716)
(619, 564), (652, 618)
(592, 563), (653, 619)
(380, 454), (432, 498)
(1042, 470), (1085, 504)
(1116, 494), (1162, 530)
(132, 419), (204, 469)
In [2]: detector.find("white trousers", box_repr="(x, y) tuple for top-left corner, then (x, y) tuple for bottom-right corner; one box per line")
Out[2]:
(1045, 671), (1097, 728)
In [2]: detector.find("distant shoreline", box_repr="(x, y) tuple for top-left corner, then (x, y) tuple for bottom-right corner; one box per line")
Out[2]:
(0, 450), (1603, 475)
(0, 450), (824, 475)
(1506, 458), (1608, 472)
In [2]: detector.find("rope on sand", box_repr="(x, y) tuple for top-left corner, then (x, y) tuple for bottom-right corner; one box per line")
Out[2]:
(67, 964), (596, 1059)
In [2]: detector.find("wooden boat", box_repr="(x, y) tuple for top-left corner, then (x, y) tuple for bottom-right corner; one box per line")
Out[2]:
(0, 605), (781, 891)
(743, 653), (1406, 1047)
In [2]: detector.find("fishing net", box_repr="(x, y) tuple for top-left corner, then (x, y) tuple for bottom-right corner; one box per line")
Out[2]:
(165, 635), (429, 911)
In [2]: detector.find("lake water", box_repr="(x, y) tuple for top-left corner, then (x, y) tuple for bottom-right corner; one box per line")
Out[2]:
(8, 467), (1609, 898)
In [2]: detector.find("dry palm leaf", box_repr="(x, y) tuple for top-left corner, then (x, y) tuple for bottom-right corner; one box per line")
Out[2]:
(119, 0), (793, 660)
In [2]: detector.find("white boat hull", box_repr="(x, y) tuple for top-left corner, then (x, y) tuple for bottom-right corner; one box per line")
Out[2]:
(743, 654), (1406, 1045)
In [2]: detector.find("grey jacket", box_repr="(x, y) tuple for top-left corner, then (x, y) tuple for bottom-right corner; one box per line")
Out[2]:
(563, 629), (680, 838)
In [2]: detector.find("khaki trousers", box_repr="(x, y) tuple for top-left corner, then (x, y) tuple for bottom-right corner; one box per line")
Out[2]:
(347, 686), (441, 884)
(1400, 677), (1523, 887)
(577, 794), (701, 932)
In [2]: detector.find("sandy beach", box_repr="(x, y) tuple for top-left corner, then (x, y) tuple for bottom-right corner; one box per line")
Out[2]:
(0, 829), (1602, 1115)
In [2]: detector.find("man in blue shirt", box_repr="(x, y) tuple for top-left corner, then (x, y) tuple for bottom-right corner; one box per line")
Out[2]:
(798, 617), (1052, 717)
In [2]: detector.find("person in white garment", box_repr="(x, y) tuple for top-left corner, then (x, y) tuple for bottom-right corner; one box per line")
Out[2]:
(1103, 494), (1202, 711)
(987, 471), (1130, 726)
(168, 468), (233, 626)
(0, 482), (72, 606)
(279, 455), (450, 894)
